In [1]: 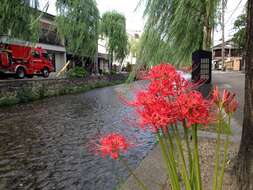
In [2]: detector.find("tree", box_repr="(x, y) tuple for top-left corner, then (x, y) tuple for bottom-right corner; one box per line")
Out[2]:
(129, 37), (140, 58)
(56, 0), (99, 57)
(100, 11), (128, 71)
(233, 13), (246, 51)
(138, 0), (221, 67)
(236, 0), (253, 189)
(0, 0), (40, 41)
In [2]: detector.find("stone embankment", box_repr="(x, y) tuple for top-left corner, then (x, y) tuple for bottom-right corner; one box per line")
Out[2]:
(0, 74), (128, 107)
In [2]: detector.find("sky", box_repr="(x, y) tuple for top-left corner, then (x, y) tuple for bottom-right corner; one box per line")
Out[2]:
(214, 0), (247, 45)
(40, 0), (247, 45)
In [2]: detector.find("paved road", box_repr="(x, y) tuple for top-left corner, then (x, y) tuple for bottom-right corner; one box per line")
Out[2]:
(212, 71), (245, 125)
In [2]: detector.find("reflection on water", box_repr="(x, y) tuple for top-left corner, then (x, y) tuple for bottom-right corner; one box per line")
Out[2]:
(0, 82), (154, 190)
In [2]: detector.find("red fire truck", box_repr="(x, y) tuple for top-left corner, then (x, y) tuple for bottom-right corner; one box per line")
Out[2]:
(0, 38), (54, 79)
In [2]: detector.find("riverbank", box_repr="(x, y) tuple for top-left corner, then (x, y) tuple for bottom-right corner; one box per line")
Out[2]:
(0, 74), (128, 107)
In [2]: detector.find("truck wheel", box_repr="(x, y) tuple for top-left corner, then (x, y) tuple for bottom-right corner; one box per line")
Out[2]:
(16, 67), (25, 79)
(42, 68), (49, 78)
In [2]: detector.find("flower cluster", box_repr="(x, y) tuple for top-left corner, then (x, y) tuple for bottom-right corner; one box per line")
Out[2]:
(129, 63), (213, 132)
(147, 64), (189, 97)
(133, 91), (179, 132)
(212, 86), (238, 114)
(97, 133), (129, 160)
(177, 91), (213, 127)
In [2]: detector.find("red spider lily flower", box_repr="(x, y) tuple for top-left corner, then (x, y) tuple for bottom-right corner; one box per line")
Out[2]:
(148, 63), (177, 80)
(98, 133), (129, 160)
(212, 87), (238, 113)
(126, 63), (193, 132)
(212, 86), (220, 105)
(177, 91), (213, 127)
(130, 90), (179, 133)
(224, 96), (238, 114)
(222, 89), (232, 105)
(147, 63), (189, 97)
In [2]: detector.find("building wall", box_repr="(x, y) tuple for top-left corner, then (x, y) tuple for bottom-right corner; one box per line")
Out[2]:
(99, 59), (109, 73)
(55, 52), (66, 72)
(225, 57), (242, 71)
(39, 14), (66, 76)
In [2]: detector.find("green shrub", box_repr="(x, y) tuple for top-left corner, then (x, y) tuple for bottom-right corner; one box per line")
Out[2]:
(67, 67), (88, 78)
(110, 70), (117, 75)
(0, 96), (19, 107)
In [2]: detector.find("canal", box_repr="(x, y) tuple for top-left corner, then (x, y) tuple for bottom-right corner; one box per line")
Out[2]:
(0, 82), (154, 190)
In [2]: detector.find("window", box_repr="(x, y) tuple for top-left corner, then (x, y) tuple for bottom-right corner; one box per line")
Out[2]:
(42, 53), (50, 60)
(32, 51), (40, 58)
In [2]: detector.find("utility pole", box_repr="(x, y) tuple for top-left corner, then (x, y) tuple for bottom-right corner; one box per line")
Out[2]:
(221, 0), (225, 70)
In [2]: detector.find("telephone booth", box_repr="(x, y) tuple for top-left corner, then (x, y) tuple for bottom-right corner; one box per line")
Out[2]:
(192, 50), (212, 84)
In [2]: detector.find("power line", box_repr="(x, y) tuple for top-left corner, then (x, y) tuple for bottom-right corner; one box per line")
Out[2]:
(225, 0), (244, 25)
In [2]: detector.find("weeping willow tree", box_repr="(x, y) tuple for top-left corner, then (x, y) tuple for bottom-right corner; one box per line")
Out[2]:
(100, 11), (128, 70)
(56, 0), (99, 57)
(138, 0), (221, 67)
(0, 0), (40, 41)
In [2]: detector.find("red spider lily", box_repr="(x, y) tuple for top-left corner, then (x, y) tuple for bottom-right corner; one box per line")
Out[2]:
(125, 64), (216, 130)
(126, 63), (202, 132)
(212, 86), (238, 114)
(222, 89), (232, 105)
(147, 64), (189, 97)
(98, 133), (129, 160)
(131, 90), (179, 132)
(177, 91), (213, 127)
(148, 63), (177, 80)
(212, 86), (220, 105)
(224, 96), (238, 114)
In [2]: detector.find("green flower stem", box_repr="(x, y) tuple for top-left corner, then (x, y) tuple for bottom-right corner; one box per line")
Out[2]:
(217, 115), (231, 190)
(157, 132), (180, 190)
(183, 121), (194, 187)
(120, 157), (149, 190)
(212, 110), (222, 190)
(166, 129), (175, 151)
(164, 129), (177, 176)
(166, 130), (180, 185)
(192, 124), (202, 190)
(174, 126), (192, 190)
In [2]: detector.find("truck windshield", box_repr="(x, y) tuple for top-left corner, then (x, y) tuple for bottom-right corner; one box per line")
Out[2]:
(32, 51), (40, 58)
(42, 53), (50, 60)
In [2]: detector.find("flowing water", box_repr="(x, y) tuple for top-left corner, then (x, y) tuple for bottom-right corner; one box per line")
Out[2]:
(0, 82), (154, 190)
